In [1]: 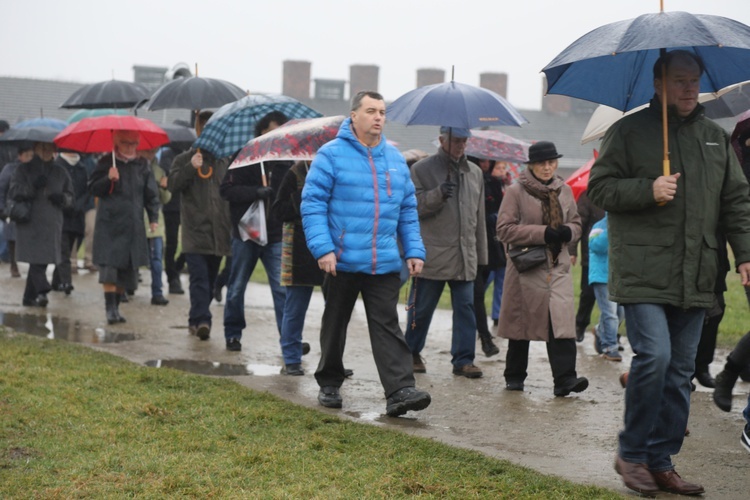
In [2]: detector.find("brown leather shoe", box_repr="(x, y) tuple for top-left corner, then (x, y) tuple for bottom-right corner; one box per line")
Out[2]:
(614, 456), (660, 497)
(651, 469), (705, 496)
(452, 363), (483, 378)
(412, 354), (426, 373)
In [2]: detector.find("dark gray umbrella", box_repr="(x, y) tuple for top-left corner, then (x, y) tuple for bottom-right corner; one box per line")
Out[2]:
(61, 80), (150, 109)
(0, 126), (60, 144)
(160, 123), (197, 148)
(144, 76), (246, 111)
(704, 81), (750, 119)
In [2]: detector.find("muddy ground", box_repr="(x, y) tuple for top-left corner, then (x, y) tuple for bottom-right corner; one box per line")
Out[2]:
(1, 263), (748, 498)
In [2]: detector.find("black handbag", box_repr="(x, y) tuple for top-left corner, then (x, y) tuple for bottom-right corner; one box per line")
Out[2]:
(508, 245), (547, 272)
(7, 199), (31, 223)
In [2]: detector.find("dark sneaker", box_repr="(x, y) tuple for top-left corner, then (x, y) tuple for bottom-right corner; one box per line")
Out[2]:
(575, 326), (585, 343)
(151, 295), (169, 306)
(281, 363), (304, 376)
(742, 426), (750, 453)
(694, 368), (715, 388)
(169, 278), (184, 295)
(505, 381), (524, 391)
(344, 368), (354, 378)
(452, 363), (483, 379)
(479, 334), (500, 357)
(226, 338), (242, 352)
(318, 386), (342, 408)
(23, 294), (48, 307)
(554, 376), (589, 397)
(713, 369), (737, 412)
(593, 332), (603, 354)
(196, 323), (210, 341)
(213, 283), (223, 302)
(302, 342), (311, 355)
(740, 364), (750, 383)
(412, 354), (426, 373)
(385, 387), (431, 417)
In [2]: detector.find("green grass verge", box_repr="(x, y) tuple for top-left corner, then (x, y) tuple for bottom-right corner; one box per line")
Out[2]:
(0, 330), (622, 498)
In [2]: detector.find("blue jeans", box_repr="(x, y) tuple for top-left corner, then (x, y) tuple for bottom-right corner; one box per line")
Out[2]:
(224, 238), (285, 341)
(619, 303), (704, 471)
(148, 237), (164, 298)
(405, 278), (476, 368)
(486, 267), (505, 320)
(592, 283), (623, 354)
(280, 285), (313, 365)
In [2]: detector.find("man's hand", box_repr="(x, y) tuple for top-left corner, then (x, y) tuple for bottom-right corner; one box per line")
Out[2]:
(149, 222), (158, 234)
(570, 255), (577, 266)
(191, 152), (203, 169)
(653, 173), (681, 203)
(108, 166), (120, 182)
(159, 176), (168, 189)
(406, 258), (424, 276)
(318, 252), (337, 276)
(439, 181), (456, 199)
(738, 262), (750, 286)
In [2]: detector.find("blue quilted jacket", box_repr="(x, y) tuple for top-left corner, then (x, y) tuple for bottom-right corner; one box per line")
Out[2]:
(301, 118), (425, 275)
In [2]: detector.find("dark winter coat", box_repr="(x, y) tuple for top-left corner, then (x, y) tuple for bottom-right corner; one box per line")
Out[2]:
(9, 155), (74, 264)
(566, 189), (604, 267)
(273, 161), (324, 286)
(0, 160), (20, 241)
(168, 149), (231, 256)
(55, 155), (89, 235)
(88, 156), (160, 269)
(588, 100), (750, 309)
(484, 173), (507, 269)
(220, 159), (292, 243)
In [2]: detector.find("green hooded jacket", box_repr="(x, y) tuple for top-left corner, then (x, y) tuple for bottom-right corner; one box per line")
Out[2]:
(588, 100), (750, 309)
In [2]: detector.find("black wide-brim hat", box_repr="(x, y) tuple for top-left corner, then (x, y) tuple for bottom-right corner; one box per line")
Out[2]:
(525, 141), (563, 164)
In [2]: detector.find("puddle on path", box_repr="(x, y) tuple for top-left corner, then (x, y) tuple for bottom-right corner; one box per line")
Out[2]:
(0, 311), (137, 343)
(144, 359), (282, 377)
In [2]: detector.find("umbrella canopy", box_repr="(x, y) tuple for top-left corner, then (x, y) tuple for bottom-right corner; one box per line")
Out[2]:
(195, 94), (323, 158)
(144, 76), (246, 111)
(704, 80), (750, 119)
(542, 11), (750, 112)
(160, 123), (197, 149)
(0, 126), (60, 144)
(565, 151), (599, 202)
(387, 81), (527, 128)
(60, 80), (150, 109)
(731, 111), (750, 164)
(54, 115), (168, 153)
(230, 115), (345, 169)
(67, 108), (130, 124)
(14, 117), (68, 131)
(432, 129), (530, 163)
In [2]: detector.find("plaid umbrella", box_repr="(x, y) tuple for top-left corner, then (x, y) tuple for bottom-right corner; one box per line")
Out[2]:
(194, 94), (322, 158)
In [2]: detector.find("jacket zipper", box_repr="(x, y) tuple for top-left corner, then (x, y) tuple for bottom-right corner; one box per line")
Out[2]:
(368, 149), (379, 274)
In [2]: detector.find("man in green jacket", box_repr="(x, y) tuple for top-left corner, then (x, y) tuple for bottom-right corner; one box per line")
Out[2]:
(588, 50), (750, 497)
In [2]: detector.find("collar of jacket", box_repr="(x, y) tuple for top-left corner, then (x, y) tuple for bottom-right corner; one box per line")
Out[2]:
(337, 116), (387, 155)
(647, 97), (705, 125)
(436, 146), (470, 171)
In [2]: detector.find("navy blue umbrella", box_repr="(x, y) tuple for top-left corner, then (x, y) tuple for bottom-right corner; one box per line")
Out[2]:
(386, 81), (527, 129)
(542, 11), (750, 112)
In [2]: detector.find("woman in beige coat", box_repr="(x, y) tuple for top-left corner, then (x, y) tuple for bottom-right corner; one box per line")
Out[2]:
(496, 141), (588, 397)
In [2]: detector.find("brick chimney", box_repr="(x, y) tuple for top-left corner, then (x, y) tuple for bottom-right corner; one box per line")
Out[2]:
(479, 72), (508, 98)
(282, 60), (311, 100)
(349, 64), (379, 98)
(416, 68), (445, 88)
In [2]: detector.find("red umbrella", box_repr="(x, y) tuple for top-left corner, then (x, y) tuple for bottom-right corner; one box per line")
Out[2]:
(229, 115), (345, 170)
(54, 115), (169, 153)
(565, 150), (599, 202)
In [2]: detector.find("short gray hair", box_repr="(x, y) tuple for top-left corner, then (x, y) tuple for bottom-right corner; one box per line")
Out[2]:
(351, 90), (384, 112)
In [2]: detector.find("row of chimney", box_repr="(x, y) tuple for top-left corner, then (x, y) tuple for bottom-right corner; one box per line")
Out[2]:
(281, 60), (572, 113)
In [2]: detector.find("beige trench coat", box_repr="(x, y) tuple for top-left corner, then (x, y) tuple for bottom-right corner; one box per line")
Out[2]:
(496, 170), (581, 341)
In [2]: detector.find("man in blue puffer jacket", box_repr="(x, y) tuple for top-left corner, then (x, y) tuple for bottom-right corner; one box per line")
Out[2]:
(301, 90), (431, 417)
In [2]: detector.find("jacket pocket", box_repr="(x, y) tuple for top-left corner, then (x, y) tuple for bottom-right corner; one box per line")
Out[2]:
(618, 231), (674, 290)
(699, 139), (726, 193)
(696, 234), (719, 293)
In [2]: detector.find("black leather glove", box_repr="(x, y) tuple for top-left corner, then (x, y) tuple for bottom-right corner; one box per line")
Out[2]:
(48, 192), (65, 206)
(544, 226), (561, 244)
(439, 181), (456, 199)
(33, 175), (48, 190)
(557, 225), (572, 243)
(256, 186), (274, 200)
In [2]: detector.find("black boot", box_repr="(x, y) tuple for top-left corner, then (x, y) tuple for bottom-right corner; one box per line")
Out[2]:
(713, 358), (743, 412)
(114, 292), (126, 323)
(478, 331), (500, 357)
(104, 292), (119, 325)
(694, 366), (715, 388)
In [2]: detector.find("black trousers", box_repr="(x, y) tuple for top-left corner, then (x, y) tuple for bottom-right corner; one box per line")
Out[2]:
(575, 264), (596, 332)
(695, 293), (725, 373)
(314, 272), (414, 397)
(52, 231), (77, 288)
(504, 336), (578, 387)
(473, 265), (493, 337)
(24, 264), (50, 301)
(163, 211), (182, 282)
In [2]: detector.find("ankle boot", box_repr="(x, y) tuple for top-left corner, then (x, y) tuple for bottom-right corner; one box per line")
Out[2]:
(713, 358), (742, 412)
(478, 330), (500, 357)
(114, 293), (126, 323)
(8, 241), (20, 278)
(104, 292), (119, 325)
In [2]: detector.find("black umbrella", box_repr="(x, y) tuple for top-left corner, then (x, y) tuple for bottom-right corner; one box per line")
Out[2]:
(0, 126), (60, 144)
(160, 123), (197, 149)
(144, 76), (246, 111)
(61, 80), (150, 109)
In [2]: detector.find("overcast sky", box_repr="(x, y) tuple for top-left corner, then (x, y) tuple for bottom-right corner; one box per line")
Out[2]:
(3, 0), (749, 111)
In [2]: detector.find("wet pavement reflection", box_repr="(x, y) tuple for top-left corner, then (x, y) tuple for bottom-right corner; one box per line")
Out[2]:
(0, 311), (137, 343)
(144, 359), (283, 377)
